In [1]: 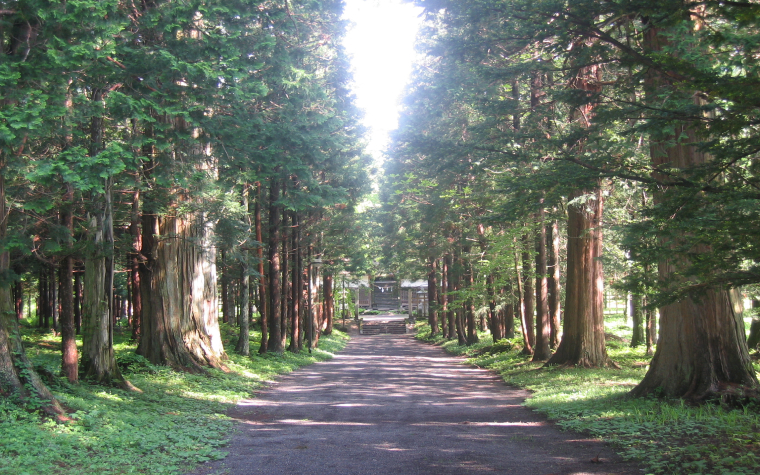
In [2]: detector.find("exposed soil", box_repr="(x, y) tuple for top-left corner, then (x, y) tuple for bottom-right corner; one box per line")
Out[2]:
(188, 323), (643, 475)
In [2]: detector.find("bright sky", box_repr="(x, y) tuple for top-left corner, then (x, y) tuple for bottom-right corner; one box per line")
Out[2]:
(342, 0), (423, 163)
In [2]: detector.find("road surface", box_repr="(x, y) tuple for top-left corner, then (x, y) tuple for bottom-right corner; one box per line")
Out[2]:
(189, 333), (641, 475)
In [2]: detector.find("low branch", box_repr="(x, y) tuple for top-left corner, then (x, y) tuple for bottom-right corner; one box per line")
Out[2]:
(106, 56), (126, 69)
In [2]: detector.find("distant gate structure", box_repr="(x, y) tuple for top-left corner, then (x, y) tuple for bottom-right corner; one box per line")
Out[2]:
(373, 279), (398, 311)
(354, 277), (428, 314)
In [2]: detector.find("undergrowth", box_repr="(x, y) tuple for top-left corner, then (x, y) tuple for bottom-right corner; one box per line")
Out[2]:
(415, 315), (760, 475)
(1, 322), (348, 475)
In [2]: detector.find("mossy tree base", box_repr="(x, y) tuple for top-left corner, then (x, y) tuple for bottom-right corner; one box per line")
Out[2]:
(0, 288), (64, 417)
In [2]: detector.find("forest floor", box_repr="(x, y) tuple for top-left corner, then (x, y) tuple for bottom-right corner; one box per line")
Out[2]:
(1, 322), (350, 475)
(188, 326), (642, 475)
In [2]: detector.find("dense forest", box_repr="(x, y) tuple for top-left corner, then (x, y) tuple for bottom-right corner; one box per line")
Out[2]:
(3, 0), (760, 459)
(0, 0), (375, 415)
(382, 0), (760, 403)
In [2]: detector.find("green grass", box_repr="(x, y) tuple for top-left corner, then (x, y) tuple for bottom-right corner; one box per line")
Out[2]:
(1, 321), (349, 475)
(415, 315), (760, 475)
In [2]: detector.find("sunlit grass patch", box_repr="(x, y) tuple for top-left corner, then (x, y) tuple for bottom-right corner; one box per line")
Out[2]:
(1, 322), (349, 475)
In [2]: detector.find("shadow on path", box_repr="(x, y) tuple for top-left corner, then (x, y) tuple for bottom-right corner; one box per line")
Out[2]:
(189, 335), (642, 475)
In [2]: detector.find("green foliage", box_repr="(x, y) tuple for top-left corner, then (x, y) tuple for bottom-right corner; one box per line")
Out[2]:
(115, 353), (160, 375)
(360, 309), (381, 316)
(0, 324), (348, 475)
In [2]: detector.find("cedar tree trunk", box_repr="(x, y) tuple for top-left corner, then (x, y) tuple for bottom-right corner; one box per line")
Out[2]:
(514, 252), (533, 355)
(280, 205), (290, 348)
(547, 219), (561, 349)
(129, 187), (142, 342)
(546, 186), (611, 368)
(138, 211), (226, 371)
(256, 182), (268, 354)
(631, 23), (759, 401)
(288, 211), (302, 352)
(521, 233), (535, 350)
(0, 155), (64, 415)
(81, 182), (129, 386)
(323, 273), (334, 336)
(59, 183), (78, 383)
(266, 178), (283, 353)
(440, 255), (449, 338)
(533, 213), (551, 361)
(428, 257), (439, 335)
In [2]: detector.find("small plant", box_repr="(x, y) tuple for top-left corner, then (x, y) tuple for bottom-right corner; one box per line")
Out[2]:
(116, 353), (160, 374)
(477, 338), (515, 355)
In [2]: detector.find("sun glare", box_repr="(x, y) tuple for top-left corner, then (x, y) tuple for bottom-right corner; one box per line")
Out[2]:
(342, 0), (423, 164)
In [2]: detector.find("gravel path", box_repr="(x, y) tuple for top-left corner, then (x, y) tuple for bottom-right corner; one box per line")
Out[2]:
(189, 333), (642, 475)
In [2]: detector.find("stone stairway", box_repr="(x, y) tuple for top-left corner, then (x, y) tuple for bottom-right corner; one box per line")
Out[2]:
(361, 319), (407, 335)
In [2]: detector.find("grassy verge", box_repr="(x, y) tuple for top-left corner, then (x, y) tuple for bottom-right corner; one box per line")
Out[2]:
(1, 321), (349, 475)
(415, 316), (760, 475)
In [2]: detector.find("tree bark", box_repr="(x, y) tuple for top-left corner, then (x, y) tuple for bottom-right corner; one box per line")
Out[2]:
(514, 252), (533, 355)
(50, 262), (59, 332)
(38, 268), (47, 328)
(80, 87), (128, 385)
(81, 183), (129, 386)
(235, 259), (250, 355)
(0, 152), (64, 415)
(441, 255), (449, 338)
(256, 182), (268, 354)
(446, 254), (456, 340)
(236, 185), (251, 356)
(280, 204), (290, 348)
(453, 251), (466, 345)
(59, 183), (78, 383)
(464, 253), (478, 345)
(547, 219), (561, 349)
(533, 211), (551, 361)
(546, 186), (610, 367)
(266, 178), (283, 353)
(544, 57), (611, 368)
(0, 284), (64, 416)
(645, 297), (655, 356)
(428, 257), (439, 335)
(307, 247), (317, 350)
(221, 252), (230, 324)
(486, 274), (500, 341)
(288, 210), (302, 352)
(630, 294), (645, 348)
(521, 233), (535, 350)
(504, 299), (515, 339)
(631, 23), (759, 401)
(323, 273), (334, 336)
(138, 210), (226, 371)
(74, 270), (82, 334)
(129, 187), (142, 342)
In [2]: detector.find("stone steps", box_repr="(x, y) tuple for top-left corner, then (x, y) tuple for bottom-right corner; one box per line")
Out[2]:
(361, 320), (407, 335)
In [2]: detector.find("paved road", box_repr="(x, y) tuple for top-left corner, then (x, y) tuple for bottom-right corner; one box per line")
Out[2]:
(190, 334), (641, 475)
